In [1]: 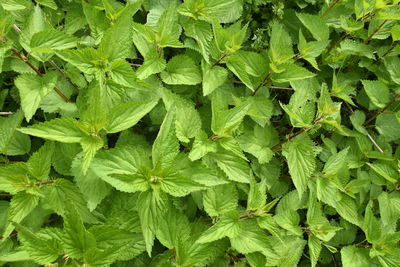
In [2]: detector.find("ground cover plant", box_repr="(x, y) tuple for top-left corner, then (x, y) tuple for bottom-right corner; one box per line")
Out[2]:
(0, 0), (400, 266)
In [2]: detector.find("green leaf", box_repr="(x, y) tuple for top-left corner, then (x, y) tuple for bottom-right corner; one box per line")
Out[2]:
(0, 0), (30, 11)
(184, 20), (213, 63)
(27, 141), (54, 180)
(13, 223), (62, 265)
(30, 29), (78, 53)
(282, 134), (316, 198)
(384, 56), (400, 85)
(35, 0), (57, 9)
(375, 6), (400, 20)
(152, 107), (179, 169)
(98, 4), (138, 61)
(105, 100), (159, 133)
(338, 39), (375, 59)
(203, 184), (238, 217)
(361, 80), (390, 108)
(237, 124), (274, 164)
(18, 118), (84, 143)
(210, 150), (251, 183)
(15, 72), (58, 121)
(189, 130), (218, 161)
(89, 146), (151, 193)
(269, 22), (294, 64)
(197, 211), (241, 243)
(376, 113), (400, 141)
(341, 246), (372, 267)
(308, 234), (321, 267)
(108, 59), (138, 88)
(56, 48), (102, 75)
(0, 109), (24, 155)
(162, 89), (201, 143)
(160, 55), (201, 85)
(137, 190), (168, 256)
(61, 204), (97, 259)
(367, 162), (398, 183)
(156, 208), (191, 249)
(271, 63), (316, 83)
(247, 181), (267, 211)
(41, 179), (98, 224)
(80, 135), (103, 175)
(296, 13), (329, 41)
(4, 192), (40, 237)
(202, 61), (228, 96)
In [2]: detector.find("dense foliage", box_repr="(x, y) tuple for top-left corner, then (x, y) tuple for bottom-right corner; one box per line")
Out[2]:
(1, 0), (400, 266)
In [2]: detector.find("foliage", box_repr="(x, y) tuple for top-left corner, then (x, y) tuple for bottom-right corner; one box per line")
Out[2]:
(0, 0), (400, 266)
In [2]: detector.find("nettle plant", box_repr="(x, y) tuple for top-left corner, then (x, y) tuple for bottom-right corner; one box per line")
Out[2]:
(0, 0), (400, 266)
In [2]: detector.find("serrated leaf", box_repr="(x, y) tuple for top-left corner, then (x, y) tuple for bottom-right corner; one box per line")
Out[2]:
(27, 141), (54, 180)
(30, 29), (78, 53)
(361, 80), (390, 108)
(203, 184), (238, 217)
(13, 223), (62, 265)
(15, 72), (58, 121)
(160, 55), (201, 85)
(282, 134), (316, 198)
(105, 99), (159, 133)
(271, 63), (316, 83)
(18, 118), (84, 143)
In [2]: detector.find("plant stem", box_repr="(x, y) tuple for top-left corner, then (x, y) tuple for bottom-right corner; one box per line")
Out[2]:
(321, 0), (341, 18)
(0, 111), (13, 115)
(213, 52), (229, 66)
(364, 20), (387, 44)
(251, 75), (270, 96)
(10, 49), (71, 103)
(364, 95), (400, 125)
(48, 59), (79, 91)
(271, 116), (324, 151)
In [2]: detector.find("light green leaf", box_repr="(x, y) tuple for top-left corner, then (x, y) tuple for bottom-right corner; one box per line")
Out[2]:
(203, 184), (238, 217)
(361, 80), (390, 108)
(269, 22), (294, 64)
(137, 190), (168, 256)
(89, 146), (151, 193)
(197, 211), (241, 243)
(13, 223), (62, 265)
(384, 56), (400, 85)
(156, 208), (191, 249)
(341, 246), (372, 267)
(202, 61), (228, 96)
(35, 0), (57, 9)
(27, 141), (54, 181)
(105, 100), (159, 133)
(367, 162), (398, 183)
(18, 118), (84, 143)
(282, 134), (316, 198)
(308, 234), (321, 267)
(160, 55), (201, 85)
(0, 109), (24, 154)
(184, 20), (213, 63)
(15, 72), (58, 121)
(152, 107), (179, 169)
(80, 135), (103, 175)
(61, 205), (97, 259)
(189, 131), (218, 161)
(271, 63), (316, 83)
(98, 4), (138, 61)
(30, 29), (78, 53)
(339, 39), (375, 59)
(210, 150), (251, 183)
(4, 192), (40, 237)
(296, 13), (329, 41)
(109, 59), (138, 88)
